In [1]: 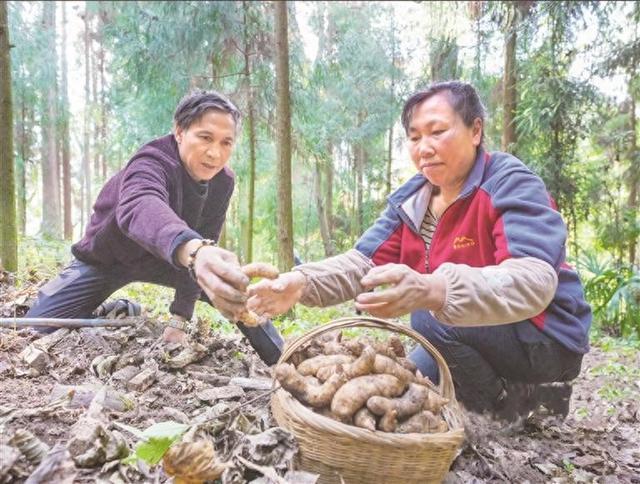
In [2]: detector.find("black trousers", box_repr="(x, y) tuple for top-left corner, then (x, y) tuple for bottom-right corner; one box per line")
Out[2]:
(26, 258), (284, 365)
(409, 312), (584, 413)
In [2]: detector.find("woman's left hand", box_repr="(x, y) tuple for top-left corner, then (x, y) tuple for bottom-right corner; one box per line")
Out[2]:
(355, 263), (446, 318)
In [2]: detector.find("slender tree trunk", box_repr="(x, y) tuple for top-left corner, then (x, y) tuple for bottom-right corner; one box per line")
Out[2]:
(61, 3), (72, 240)
(0, 1), (18, 271)
(16, 93), (28, 235)
(91, 12), (99, 179)
(314, 157), (336, 256)
(41, 2), (61, 239)
(99, 7), (107, 181)
(324, 144), (333, 235)
(628, 92), (638, 265)
(386, 126), (393, 196)
(82, 5), (92, 232)
(274, 1), (294, 272)
(501, 4), (518, 152)
(243, 0), (256, 263)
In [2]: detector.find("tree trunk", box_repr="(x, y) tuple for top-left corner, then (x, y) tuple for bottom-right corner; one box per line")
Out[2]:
(274, 1), (294, 272)
(354, 113), (366, 236)
(16, 92), (29, 235)
(0, 1), (18, 271)
(98, 3), (107, 181)
(41, 1), (61, 239)
(314, 157), (335, 256)
(61, 3), (72, 240)
(501, 4), (518, 152)
(386, 126), (393, 196)
(628, 92), (638, 265)
(91, 11), (99, 179)
(324, 144), (334, 236)
(243, 0), (256, 263)
(82, 4), (92, 232)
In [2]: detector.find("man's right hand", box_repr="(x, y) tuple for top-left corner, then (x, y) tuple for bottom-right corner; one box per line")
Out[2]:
(246, 271), (306, 318)
(176, 240), (250, 319)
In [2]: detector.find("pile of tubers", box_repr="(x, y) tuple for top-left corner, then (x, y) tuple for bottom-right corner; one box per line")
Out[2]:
(274, 331), (449, 434)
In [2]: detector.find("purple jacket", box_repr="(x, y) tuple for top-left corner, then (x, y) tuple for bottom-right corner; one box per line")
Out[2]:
(72, 134), (234, 318)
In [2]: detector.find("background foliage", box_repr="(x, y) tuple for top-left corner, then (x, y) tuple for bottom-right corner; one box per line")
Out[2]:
(4, 1), (640, 339)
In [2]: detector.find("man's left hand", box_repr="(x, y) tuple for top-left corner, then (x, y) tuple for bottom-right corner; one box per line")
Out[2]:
(355, 263), (446, 318)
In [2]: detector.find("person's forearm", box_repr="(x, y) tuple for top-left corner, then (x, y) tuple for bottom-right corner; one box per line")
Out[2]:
(432, 256), (558, 325)
(293, 249), (374, 306)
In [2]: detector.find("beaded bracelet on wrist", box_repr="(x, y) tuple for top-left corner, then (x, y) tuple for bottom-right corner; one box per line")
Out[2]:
(187, 239), (215, 281)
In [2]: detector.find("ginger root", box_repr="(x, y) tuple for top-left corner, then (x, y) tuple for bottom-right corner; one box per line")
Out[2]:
(373, 354), (416, 384)
(236, 262), (279, 327)
(316, 346), (376, 382)
(275, 363), (347, 408)
(367, 383), (431, 419)
(378, 409), (398, 433)
(297, 354), (354, 376)
(353, 407), (377, 431)
(396, 410), (448, 434)
(163, 440), (228, 484)
(331, 374), (406, 419)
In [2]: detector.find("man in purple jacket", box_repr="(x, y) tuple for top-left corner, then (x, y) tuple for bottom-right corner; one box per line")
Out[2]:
(26, 90), (283, 364)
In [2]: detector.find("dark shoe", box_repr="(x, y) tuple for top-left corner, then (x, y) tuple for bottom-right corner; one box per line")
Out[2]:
(535, 382), (572, 419)
(93, 299), (141, 319)
(493, 382), (538, 422)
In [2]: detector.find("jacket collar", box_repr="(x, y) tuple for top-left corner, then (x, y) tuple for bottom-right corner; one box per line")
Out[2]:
(387, 148), (488, 232)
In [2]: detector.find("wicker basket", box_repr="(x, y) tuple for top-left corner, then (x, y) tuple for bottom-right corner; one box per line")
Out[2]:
(271, 316), (465, 484)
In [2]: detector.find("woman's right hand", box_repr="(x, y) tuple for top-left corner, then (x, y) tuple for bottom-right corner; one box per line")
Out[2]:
(246, 271), (307, 318)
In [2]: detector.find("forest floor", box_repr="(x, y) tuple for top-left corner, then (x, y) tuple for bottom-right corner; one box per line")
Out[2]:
(1, 270), (639, 483)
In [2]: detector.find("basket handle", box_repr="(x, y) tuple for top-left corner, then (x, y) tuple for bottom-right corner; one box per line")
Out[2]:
(277, 316), (456, 402)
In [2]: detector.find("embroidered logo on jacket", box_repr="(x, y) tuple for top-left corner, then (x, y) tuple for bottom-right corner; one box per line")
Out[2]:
(453, 236), (476, 249)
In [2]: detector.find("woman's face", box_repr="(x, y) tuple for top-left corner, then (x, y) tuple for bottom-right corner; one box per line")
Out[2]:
(175, 110), (236, 182)
(407, 92), (482, 195)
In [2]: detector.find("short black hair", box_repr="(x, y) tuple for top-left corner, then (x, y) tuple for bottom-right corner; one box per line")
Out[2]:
(401, 81), (486, 143)
(173, 90), (241, 131)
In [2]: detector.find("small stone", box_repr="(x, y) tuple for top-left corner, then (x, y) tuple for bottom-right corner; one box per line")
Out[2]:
(111, 365), (139, 382)
(33, 329), (69, 351)
(229, 377), (272, 391)
(19, 345), (50, 372)
(50, 384), (131, 412)
(187, 371), (230, 386)
(0, 444), (20, 480)
(114, 352), (144, 370)
(163, 407), (190, 424)
(196, 385), (245, 403)
(91, 355), (118, 379)
(127, 368), (157, 392)
(165, 343), (208, 369)
(157, 371), (178, 388)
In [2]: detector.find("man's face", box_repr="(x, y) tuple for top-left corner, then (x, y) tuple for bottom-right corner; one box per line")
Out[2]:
(407, 92), (482, 195)
(175, 110), (236, 182)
